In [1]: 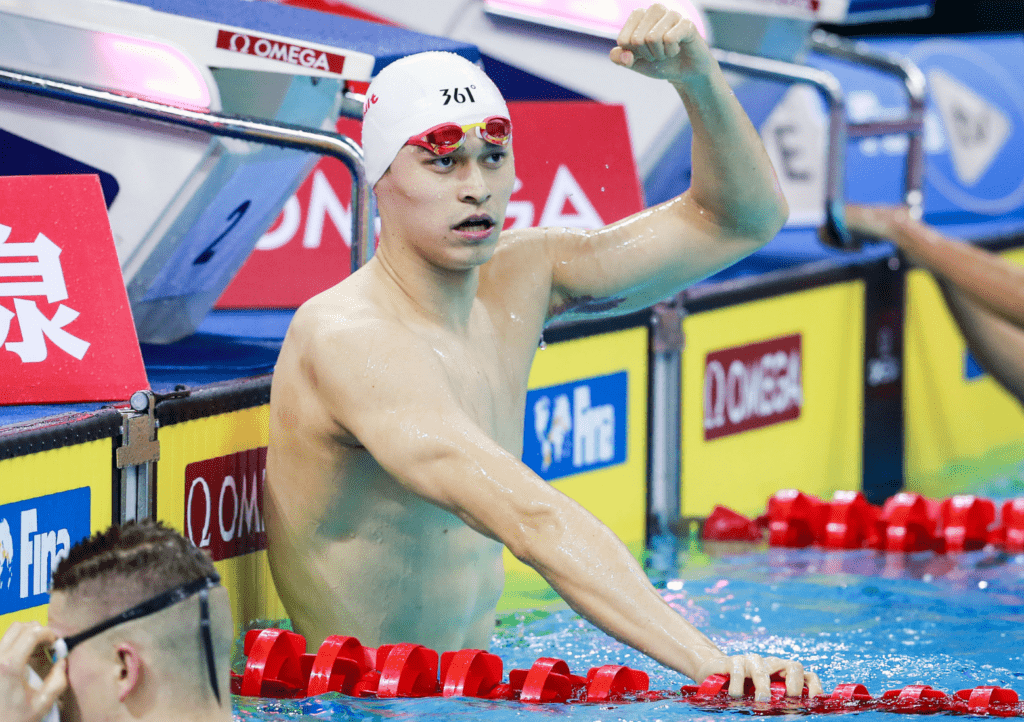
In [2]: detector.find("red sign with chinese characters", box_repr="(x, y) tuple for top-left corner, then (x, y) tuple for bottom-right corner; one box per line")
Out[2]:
(184, 447), (267, 562)
(703, 334), (803, 440)
(0, 175), (148, 405)
(216, 101), (645, 308)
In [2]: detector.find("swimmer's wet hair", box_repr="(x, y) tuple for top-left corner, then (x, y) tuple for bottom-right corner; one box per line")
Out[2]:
(51, 518), (215, 595)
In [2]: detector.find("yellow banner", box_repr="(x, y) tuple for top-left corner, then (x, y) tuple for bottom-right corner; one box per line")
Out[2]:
(0, 439), (114, 626)
(681, 282), (865, 518)
(904, 249), (1024, 495)
(156, 406), (286, 636)
(500, 325), (649, 610)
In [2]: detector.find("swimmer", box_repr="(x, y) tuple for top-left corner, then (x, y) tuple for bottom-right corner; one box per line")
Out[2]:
(267, 4), (821, 700)
(847, 204), (1024, 404)
(0, 520), (232, 722)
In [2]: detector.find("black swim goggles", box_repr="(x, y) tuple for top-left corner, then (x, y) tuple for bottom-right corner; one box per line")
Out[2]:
(50, 573), (223, 705)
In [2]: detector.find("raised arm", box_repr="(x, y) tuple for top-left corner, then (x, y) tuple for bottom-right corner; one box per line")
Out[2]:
(318, 318), (820, 699)
(545, 4), (788, 321)
(847, 204), (1024, 403)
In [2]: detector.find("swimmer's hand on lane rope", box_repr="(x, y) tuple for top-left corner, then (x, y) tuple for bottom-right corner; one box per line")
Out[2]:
(609, 3), (715, 84)
(697, 653), (824, 701)
(0, 622), (67, 722)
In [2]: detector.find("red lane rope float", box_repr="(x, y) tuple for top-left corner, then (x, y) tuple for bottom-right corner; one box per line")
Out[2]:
(231, 629), (1022, 715)
(705, 491), (1024, 555)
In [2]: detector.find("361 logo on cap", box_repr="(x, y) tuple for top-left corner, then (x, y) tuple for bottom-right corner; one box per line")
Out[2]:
(440, 86), (477, 105)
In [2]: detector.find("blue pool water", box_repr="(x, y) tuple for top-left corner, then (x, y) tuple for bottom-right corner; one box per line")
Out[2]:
(234, 489), (1024, 720)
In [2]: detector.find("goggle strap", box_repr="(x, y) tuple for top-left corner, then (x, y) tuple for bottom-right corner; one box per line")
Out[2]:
(60, 574), (221, 654)
(199, 588), (221, 706)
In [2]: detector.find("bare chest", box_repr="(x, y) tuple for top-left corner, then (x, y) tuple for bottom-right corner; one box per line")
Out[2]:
(428, 327), (532, 452)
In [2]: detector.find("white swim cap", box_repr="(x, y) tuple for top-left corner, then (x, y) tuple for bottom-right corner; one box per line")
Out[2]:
(362, 52), (509, 187)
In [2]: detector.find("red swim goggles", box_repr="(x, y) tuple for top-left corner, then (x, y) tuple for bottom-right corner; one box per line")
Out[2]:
(406, 116), (512, 156)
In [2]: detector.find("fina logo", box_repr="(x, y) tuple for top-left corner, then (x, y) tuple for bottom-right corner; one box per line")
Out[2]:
(0, 488), (90, 615)
(524, 372), (628, 481)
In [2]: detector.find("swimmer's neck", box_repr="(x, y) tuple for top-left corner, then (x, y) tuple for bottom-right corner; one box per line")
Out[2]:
(370, 241), (484, 331)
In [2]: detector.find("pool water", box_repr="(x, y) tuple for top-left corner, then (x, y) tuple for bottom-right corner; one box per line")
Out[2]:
(233, 483), (1024, 720)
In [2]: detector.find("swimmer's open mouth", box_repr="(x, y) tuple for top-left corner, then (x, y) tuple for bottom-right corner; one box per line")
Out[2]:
(453, 215), (495, 233)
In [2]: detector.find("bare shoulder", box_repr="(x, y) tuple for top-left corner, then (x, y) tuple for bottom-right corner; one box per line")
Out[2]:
(284, 285), (446, 407)
(289, 289), (420, 374)
(479, 226), (583, 297)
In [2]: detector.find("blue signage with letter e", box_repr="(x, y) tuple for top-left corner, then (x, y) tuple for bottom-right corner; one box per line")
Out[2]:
(523, 371), (628, 481)
(0, 488), (90, 615)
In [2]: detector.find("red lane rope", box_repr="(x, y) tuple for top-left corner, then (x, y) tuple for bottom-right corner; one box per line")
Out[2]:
(704, 491), (1024, 554)
(232, 629), (1022, 715)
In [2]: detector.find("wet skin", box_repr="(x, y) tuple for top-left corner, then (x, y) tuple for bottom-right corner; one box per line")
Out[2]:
(267, 4), (822, 699)
(44, 586), (233, 722)
(267, 138), (532, 651)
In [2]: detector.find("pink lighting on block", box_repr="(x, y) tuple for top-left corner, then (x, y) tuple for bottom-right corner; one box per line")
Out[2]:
(96, 34), (211, 111)
(484, 0), (708, 41)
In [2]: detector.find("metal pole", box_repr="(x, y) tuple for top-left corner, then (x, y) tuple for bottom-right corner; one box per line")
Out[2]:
(810, 30), (928, 218)
(648, 301), (684, 541)
(710, 42), (928, 249)
(710, 49), (852, 248)
(0, 66), (374, 274)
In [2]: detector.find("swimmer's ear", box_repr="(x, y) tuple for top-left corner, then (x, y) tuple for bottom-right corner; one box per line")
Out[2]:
(115, 643), (143, 703)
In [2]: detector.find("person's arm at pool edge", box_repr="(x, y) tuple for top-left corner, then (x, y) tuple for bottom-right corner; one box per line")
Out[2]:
(846, 204), (1024, 404)
(537, 5), (788, 321)
(937, 280), (1024, 405)
(846, 204), (1024, 330)
(313, 315), (821, 700)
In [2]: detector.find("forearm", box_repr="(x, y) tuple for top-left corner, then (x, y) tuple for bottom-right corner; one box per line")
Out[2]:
(939, 280), (1024, 404)
(675, 65), (788, 240)
(513, 499), (723, 680)
(407, 442), (724, 678)
(894, 219), (1024, 330)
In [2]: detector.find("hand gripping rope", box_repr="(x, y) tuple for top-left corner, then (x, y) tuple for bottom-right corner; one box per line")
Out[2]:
(704, 491), (1024, 553)
(232, 628), (1022, 715)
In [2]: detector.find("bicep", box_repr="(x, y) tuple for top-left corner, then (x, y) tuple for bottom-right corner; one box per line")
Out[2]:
(318, 339), (564, 542)
(547, 193), (762, 320)
(356, 401), (569, 547)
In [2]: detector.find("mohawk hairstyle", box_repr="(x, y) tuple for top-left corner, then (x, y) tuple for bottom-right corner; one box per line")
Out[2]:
(51, 519), (215, 595)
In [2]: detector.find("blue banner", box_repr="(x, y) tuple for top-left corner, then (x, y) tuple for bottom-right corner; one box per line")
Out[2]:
(523, 371), (628, 481)
(0, 488), (91, 614)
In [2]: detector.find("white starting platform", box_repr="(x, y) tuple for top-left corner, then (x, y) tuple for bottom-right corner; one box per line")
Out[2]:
(0, 0), (477, 343)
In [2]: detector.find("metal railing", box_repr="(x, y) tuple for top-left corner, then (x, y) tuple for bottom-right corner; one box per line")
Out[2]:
(809, 29), (928, 219)
(711, 30), (927, 250)
(0, 66), (374, 272)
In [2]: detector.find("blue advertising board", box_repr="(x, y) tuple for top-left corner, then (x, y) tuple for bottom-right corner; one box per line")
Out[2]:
(0, 488), (91, 614)
(522, 371), (628, 481)
(818, 35), (1024, 226)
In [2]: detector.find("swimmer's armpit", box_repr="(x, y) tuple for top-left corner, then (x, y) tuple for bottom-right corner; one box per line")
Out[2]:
(550, 294), (626, 318)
